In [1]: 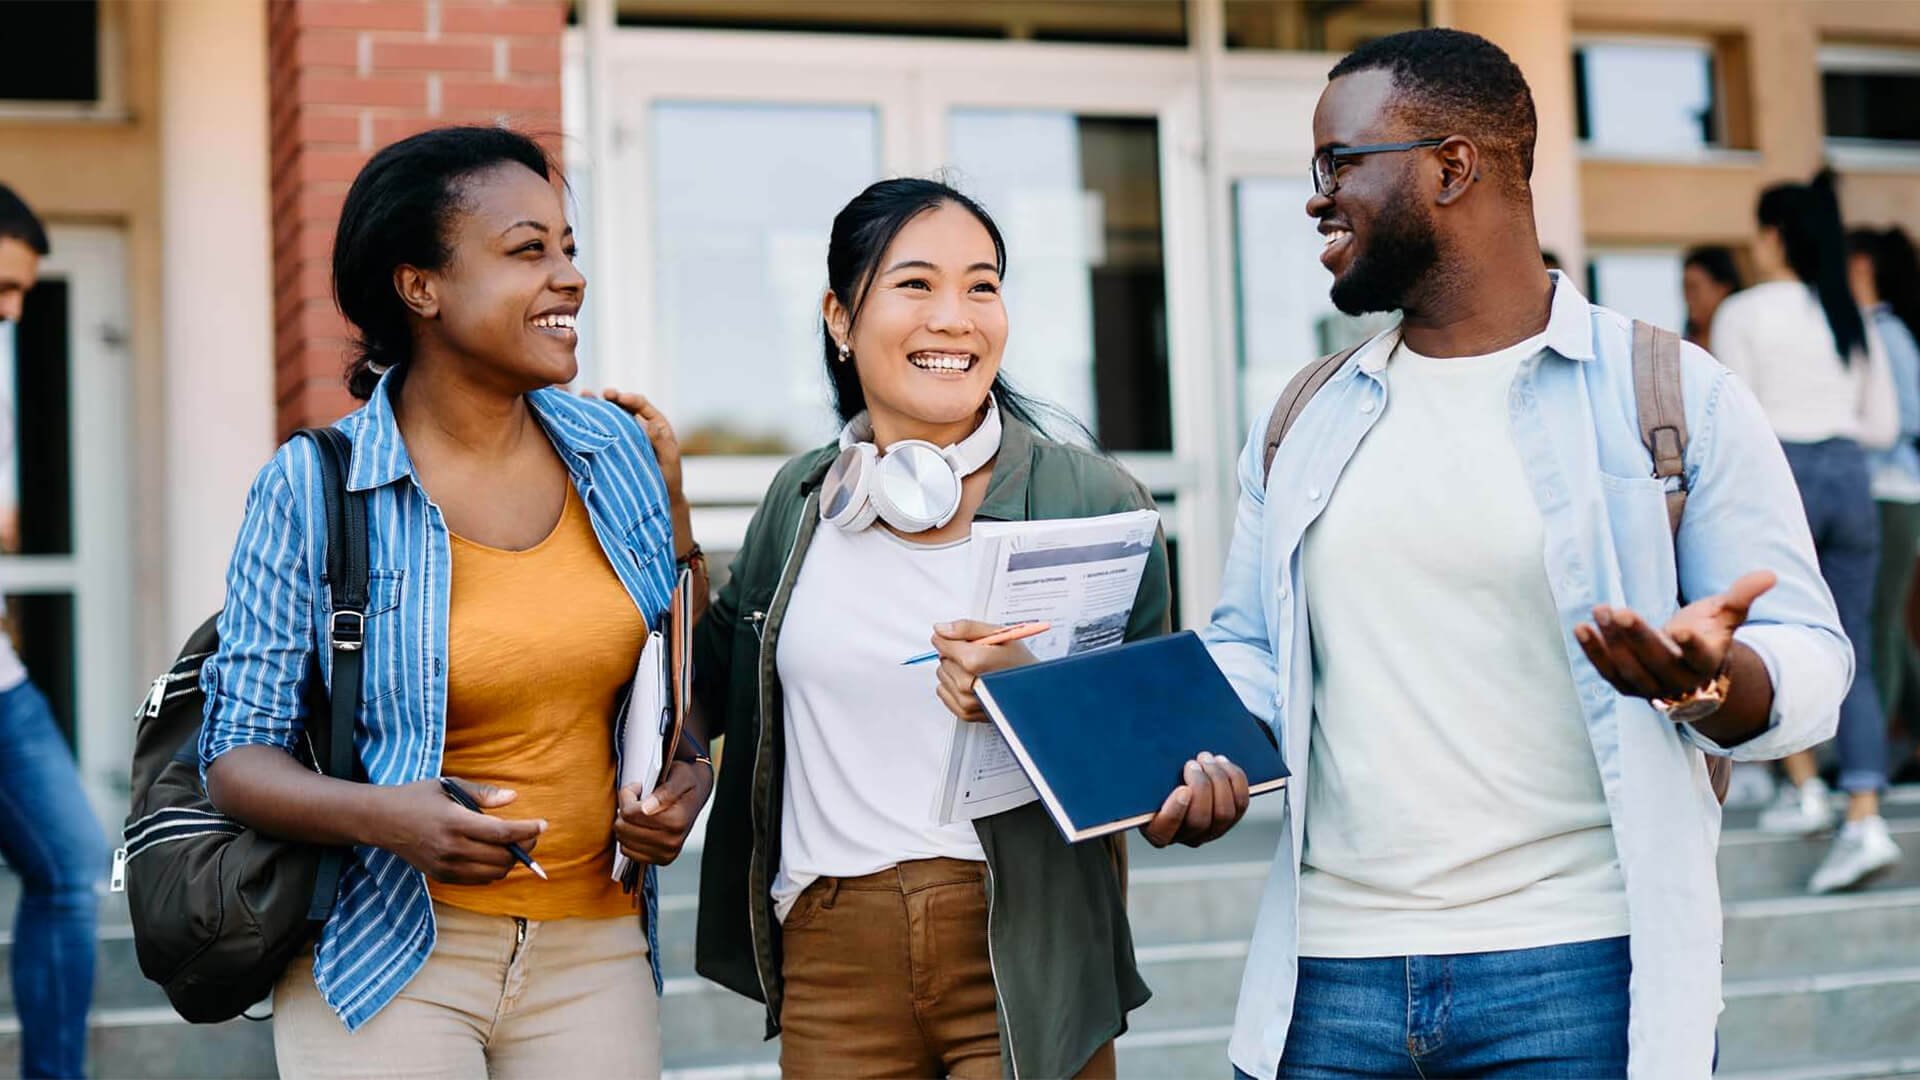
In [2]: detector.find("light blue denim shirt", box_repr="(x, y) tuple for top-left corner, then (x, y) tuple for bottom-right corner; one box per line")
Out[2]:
(1866, 303), (1920, 500)
(200, 375), (678, 1030)
(1204, 274), (1849, 1080)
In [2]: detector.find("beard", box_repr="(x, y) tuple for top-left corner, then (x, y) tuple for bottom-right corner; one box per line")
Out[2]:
(1329, 195), (1440, 316)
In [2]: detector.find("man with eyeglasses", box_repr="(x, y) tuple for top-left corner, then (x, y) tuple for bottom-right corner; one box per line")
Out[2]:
(1204, 28), (1849, 1079)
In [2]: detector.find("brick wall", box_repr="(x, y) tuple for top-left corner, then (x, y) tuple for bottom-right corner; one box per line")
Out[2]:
(267, 0), (568, 437)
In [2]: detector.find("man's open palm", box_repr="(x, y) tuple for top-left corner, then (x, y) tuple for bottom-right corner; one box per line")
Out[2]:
(1574, 570), (1776, 701)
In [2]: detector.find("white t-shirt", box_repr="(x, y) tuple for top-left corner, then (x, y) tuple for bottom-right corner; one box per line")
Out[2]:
(1709, 280), (1898, 449)
(771, 520), (986, 923)
(1296, 332), (1629, 958)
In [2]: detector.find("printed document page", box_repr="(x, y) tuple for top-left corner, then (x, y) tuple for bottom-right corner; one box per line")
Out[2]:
(933, 509), (1159, 823)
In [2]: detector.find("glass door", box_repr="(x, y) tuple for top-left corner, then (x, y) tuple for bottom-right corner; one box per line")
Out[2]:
(578, 27), (1223, 625)
(1216, 58), (1387, 441)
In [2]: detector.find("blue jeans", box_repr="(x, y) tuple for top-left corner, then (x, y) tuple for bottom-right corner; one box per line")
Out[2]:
(0, 680), (106, 1078)
(1783, 439), (1888, 793)
(1235, 936), (1631, 1079)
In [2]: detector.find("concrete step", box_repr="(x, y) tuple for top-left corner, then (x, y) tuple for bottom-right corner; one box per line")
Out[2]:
(1720, 816), (1920, 899)
(1721, 1055), (1920, 1080)
(1114, 1027), (1235, 1077)
(0, 1007), (275, 1080)
(1718, 966), (1920, 1072)
(1725, 887), (1920, 980)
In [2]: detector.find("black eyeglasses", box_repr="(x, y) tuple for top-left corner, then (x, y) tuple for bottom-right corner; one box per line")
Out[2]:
(1311, 139), (1447, 197)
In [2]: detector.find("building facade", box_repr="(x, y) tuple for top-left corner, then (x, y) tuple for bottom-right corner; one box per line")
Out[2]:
(1, 0), (1917, 824)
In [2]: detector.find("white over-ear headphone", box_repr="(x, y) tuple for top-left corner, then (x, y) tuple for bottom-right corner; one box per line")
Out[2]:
(819, 398), (1002, 533)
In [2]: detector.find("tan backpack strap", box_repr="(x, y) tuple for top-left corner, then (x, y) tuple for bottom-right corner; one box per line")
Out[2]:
(1631, 319), (1689, 535)
(1263, 344), (1363, 480)
(1630, 322), (1727, 801)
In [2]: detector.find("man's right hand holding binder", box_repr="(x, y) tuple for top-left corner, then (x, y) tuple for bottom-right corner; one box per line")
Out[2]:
(930, 619), (1251, 848)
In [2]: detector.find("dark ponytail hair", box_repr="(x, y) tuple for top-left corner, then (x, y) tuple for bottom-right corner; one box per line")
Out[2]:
(333, 126), (557, 399)
(821, 177), (1092, 444)
(1756, 170), (1866, 363)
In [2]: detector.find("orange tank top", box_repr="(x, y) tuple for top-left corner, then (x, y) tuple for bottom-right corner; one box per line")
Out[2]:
(429, 483), (644, 920)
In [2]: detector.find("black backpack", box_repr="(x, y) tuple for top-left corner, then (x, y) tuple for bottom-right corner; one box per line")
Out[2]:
(114, 427), (369, 1023)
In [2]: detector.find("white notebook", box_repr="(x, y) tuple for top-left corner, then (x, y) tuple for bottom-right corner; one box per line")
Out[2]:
(610, 629), (668, 883)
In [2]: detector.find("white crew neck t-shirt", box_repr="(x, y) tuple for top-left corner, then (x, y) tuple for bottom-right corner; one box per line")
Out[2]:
(1296, 331), (1629, 958)
(771, 520), (986, 923)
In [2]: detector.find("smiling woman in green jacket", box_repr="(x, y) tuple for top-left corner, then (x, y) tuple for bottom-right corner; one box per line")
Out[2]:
(633, 178), (1252, 1080)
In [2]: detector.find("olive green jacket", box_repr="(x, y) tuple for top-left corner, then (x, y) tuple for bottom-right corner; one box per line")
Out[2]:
(691, 415), (1171, 1079)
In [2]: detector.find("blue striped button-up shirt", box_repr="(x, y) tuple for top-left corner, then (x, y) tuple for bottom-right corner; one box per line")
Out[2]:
(199, 375), (677, 1030)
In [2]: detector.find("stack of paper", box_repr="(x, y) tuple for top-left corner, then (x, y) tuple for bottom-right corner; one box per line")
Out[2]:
(932, 508), (1160, 824)
(611, 630), (668, 884)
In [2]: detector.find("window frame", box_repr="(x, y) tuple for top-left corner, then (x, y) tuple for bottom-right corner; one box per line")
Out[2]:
(1819, 43), (1920, 170)
(1571, 32), (1748, 165)
(0, 0), (128, 123)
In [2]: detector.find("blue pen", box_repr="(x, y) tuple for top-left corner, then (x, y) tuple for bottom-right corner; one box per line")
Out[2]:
(902, 621), (1051, 666)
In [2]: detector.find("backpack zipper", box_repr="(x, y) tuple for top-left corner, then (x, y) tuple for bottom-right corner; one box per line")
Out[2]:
(142, 666), (203, 718)
(142, 674), (169, 718)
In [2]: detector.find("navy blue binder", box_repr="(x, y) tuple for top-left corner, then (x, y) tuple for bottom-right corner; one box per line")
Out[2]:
(973, 630), (1289, 842)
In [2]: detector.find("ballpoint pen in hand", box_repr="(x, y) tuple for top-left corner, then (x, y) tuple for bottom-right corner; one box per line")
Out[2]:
(437, 777), (548, 881)
(902, 621), (1051, 667)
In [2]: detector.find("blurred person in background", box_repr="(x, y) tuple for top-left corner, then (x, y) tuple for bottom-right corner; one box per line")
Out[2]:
(1712, 173), (1901, 892)
(1682, 245), (1742, 353)
(0, 183), (107, 1079)
(1853, 227), (1920, 781)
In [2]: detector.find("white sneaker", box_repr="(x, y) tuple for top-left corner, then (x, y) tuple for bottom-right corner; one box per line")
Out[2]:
(1809, 815), (1902, 893)
(1757, 777), (1836, 835)
(1726, 763), (1777, 809)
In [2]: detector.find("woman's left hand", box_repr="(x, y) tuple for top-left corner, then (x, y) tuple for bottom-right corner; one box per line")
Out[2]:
(930, 619), (1038, 722)
(588, 388), (685, 507)
(614, 759), (714, 867)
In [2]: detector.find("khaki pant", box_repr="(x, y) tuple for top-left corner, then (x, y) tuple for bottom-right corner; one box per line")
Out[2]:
(779, 857), (1116, 1079)
(273, 901), (660, 1079)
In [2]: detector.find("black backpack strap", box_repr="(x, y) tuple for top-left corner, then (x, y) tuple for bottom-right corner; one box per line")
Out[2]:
(294, 426), (368, 922)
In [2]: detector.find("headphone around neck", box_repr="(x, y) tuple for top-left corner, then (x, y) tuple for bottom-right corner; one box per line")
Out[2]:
(819, 399), (1002, 534)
